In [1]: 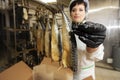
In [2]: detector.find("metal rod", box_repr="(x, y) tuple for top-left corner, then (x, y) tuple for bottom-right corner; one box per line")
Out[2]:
(13, 0), (17, 53)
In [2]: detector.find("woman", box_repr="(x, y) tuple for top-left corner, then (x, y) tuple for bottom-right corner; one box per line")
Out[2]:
(69, 0), (106, 80)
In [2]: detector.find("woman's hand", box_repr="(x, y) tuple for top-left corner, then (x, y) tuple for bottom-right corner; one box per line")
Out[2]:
(73, 21), (106, 48)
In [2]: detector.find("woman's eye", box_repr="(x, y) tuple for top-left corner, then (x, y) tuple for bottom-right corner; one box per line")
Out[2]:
(72, 9), (76, 12)
(72, 8), (83, 12)
(79, 8), (83, 11)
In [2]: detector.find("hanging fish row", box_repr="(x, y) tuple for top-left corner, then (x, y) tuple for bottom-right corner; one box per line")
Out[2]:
(35, 12), (78, 72)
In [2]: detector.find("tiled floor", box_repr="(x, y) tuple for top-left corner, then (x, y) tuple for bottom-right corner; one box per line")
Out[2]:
(96, 67), (120, 80)
(95, 62), (120, 80)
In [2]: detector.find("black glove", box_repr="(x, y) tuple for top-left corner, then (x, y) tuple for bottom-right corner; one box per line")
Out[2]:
(72, 21), (106, 48)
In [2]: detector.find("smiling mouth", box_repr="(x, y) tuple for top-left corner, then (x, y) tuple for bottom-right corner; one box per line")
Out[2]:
(74, 16), (80, 19)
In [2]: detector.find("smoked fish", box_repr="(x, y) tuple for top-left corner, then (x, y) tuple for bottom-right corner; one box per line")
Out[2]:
(51, 15), (60, 61)
(61, 11), (78, 72)
(45, 18), (51, 57)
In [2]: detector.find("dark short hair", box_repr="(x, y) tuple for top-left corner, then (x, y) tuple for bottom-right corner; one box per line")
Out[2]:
(69, 0), (87, 12)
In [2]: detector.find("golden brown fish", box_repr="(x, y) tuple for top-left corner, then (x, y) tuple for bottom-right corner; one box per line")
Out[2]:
(61, 12), (72, 68)
(45, 18), (51, 57)
(61, 11), (78, 72)
(51, 15), (60, 61)
(36, 22), (43, 55)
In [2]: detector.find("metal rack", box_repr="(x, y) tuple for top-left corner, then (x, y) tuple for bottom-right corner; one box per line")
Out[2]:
(0, 0), (63, 68)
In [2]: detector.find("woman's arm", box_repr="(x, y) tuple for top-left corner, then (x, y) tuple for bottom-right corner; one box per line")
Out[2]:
(86, 44), (104, 61)
(86, 47), (98, 53)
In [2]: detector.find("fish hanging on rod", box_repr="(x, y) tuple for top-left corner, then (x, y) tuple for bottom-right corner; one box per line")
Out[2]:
(39, 16), (46, 56)
(36, 21), (43, 55)
(61, 11), (78, 72)
(45, 15), (51, 57)
(22, 0), (28, 20)
(51, 14), (61, 62)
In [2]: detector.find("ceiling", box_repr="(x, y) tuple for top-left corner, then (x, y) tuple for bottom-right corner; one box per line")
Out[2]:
(57, 0), (71, 6)
(29, 0), (120, 14)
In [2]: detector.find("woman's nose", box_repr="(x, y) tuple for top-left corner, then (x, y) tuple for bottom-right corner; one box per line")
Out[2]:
(75, 10), (79, 15)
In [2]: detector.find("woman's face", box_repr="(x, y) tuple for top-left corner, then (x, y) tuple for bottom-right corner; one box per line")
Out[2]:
(70, 3), (86, 23)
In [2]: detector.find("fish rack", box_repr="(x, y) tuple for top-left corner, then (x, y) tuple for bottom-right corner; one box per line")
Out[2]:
(1, 0), (61, 67)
